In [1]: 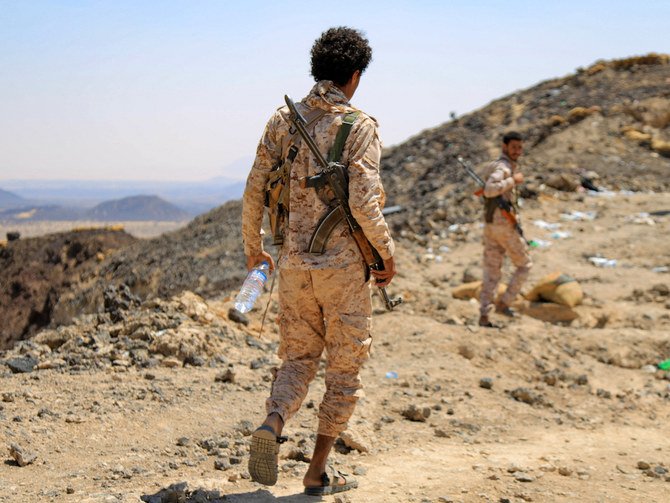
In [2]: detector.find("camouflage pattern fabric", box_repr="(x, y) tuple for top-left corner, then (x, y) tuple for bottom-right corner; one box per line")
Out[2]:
(266, 263), (372, 437)
(241, 80), (395, 269)
(242, 80), (393, 437)
(479, 153), (532, 316)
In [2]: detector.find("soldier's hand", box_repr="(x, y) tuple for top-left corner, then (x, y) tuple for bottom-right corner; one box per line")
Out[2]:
(371, 256), (396, 287)
(246, 251), (275, 274)
(513, 172), (524, 184)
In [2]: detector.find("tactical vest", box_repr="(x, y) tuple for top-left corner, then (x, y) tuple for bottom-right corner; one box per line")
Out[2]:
(264, 108), (358, 245)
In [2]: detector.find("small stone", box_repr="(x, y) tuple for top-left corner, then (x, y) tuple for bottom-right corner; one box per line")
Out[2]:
(215, 368), (236, 384)
(510, 387), (542, 406)
(339, 429), (371, 453)
(558, 467), (572, 476)
(514, 472), (535, 482)
(479, 377), (493, 389)
(161, 357), (182, 368)
(637, 460), (651, 470)
(66, 487), (75, 494)
(235, 420), (255, 436)
(401, 404), (431, 422)
(214, 458), (232, 471)
(353, 466), (367, 476)
(228, 308), (249, 326)
(9, 443), (37, 467)
(176, 437), (190, 447)
(6, 356), (38, 374)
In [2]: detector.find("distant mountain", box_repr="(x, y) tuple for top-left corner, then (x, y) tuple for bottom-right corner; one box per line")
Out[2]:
(0, 172), (248, 214)
(0, 188), (26, 209)
(86, 195), (191, 221)
(0, 205), (85, 221)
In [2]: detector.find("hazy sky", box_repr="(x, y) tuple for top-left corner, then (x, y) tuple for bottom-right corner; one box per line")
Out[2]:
(1, 1), (668, 181)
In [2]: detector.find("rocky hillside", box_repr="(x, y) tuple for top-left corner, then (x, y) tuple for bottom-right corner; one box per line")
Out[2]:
(0, 227), (137, 350)
(381, 53), (670, 237)
(86, 195), (191, 221)
(1, 54), (669, 349)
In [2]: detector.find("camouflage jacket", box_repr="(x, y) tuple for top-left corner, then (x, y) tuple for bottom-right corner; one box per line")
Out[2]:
(482, 153), (519, 225)
(242, 80), (395, 270)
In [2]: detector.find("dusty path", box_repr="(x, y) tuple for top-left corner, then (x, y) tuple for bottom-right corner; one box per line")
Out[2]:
(1, 192), (669, 502)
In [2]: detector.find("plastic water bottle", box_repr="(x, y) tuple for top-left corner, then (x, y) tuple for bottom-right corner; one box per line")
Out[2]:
(234, 262), (270, 313)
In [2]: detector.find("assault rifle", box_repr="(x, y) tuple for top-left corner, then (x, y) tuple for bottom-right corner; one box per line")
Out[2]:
(284, 94), (402, 311)
(456, 156), (527, 242)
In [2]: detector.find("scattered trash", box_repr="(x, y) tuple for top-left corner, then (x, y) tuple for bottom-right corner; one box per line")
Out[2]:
(651, 266), (669, 273)
(624, 212), (656, 225)
(533, 220), (561, 231)
(658, 359), (670, 371)
(529, 239), (551, 249)
(385, 371), (399, 379)
(550, 231), (572, 239)
(589, 256), (617, 268)
(561, 210), (597, 221)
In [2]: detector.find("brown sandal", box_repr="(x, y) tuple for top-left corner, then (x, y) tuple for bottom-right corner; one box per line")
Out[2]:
(304, 466), (358, 496)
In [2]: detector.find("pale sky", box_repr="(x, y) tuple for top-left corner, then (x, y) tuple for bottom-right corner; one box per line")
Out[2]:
(1, 0), (668, 181)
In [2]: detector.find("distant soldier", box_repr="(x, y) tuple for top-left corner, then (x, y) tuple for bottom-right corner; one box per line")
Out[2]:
(479, 131), (532, 327)
(241, 27), (396, 495)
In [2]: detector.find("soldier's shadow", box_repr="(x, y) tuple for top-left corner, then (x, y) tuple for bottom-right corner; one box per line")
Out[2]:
(141, 488), (321, 502)
(225, 489), (322, 502)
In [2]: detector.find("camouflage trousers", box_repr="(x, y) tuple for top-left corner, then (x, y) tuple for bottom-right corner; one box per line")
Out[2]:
(266, 262), (372, 437)
(479, 223), (532, 317)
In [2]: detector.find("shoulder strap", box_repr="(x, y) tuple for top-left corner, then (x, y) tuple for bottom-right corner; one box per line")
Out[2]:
(327, 111), (360, 163)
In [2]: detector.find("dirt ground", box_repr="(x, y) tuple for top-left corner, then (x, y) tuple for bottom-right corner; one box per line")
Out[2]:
(1, 191), (669, 502)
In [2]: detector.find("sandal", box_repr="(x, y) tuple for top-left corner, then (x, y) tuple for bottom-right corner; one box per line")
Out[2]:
(248, 425), (287, 486)
(304, 466), (358, 496)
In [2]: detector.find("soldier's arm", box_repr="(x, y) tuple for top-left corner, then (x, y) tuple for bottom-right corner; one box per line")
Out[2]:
(483, 162), (515, 198)
(242, 112), (282, 258)
(346, 116), (395, 260)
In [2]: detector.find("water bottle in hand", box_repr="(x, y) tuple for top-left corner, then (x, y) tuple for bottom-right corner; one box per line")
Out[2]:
(234, 262), (270, 313)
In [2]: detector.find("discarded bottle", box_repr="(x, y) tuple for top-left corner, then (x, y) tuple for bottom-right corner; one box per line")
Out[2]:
(658, 359), (670, 371)
(234, 262), (270, 313)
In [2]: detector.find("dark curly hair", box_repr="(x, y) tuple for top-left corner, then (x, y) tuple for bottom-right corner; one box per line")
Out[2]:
(310, 27), (372, 86)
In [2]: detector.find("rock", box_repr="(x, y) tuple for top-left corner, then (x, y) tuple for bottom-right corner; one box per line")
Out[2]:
(479, 377), (494, 389)
(558, 467), (572, 476)
(214, 458), (232, 471)
(339, 429), (371, 453)
(514, 472), (535, 482)
(637, 460), (651, 470)
(510, 387), (542, 406)
(235, 420), (255, 436)
(9, 443), (37, 467)
(6, 356), (38, 374)
(402, 404), (431, 422)
(458, 345), (476, 360)
(227, 308), (249, 326)
(103, 284), (140, 323)
(215, 368), (236, 384)
(462, 267), (480, 283)
(6, 231), (20, 241)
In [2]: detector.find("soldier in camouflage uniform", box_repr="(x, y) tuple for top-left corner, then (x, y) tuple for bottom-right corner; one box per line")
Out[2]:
(241, 27), (396, 495)
(478, 131), (532, 327)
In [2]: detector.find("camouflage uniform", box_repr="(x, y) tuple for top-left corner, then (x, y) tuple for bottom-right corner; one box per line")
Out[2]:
(241, 80), (395, 437)
(479, 153), (532, 317)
